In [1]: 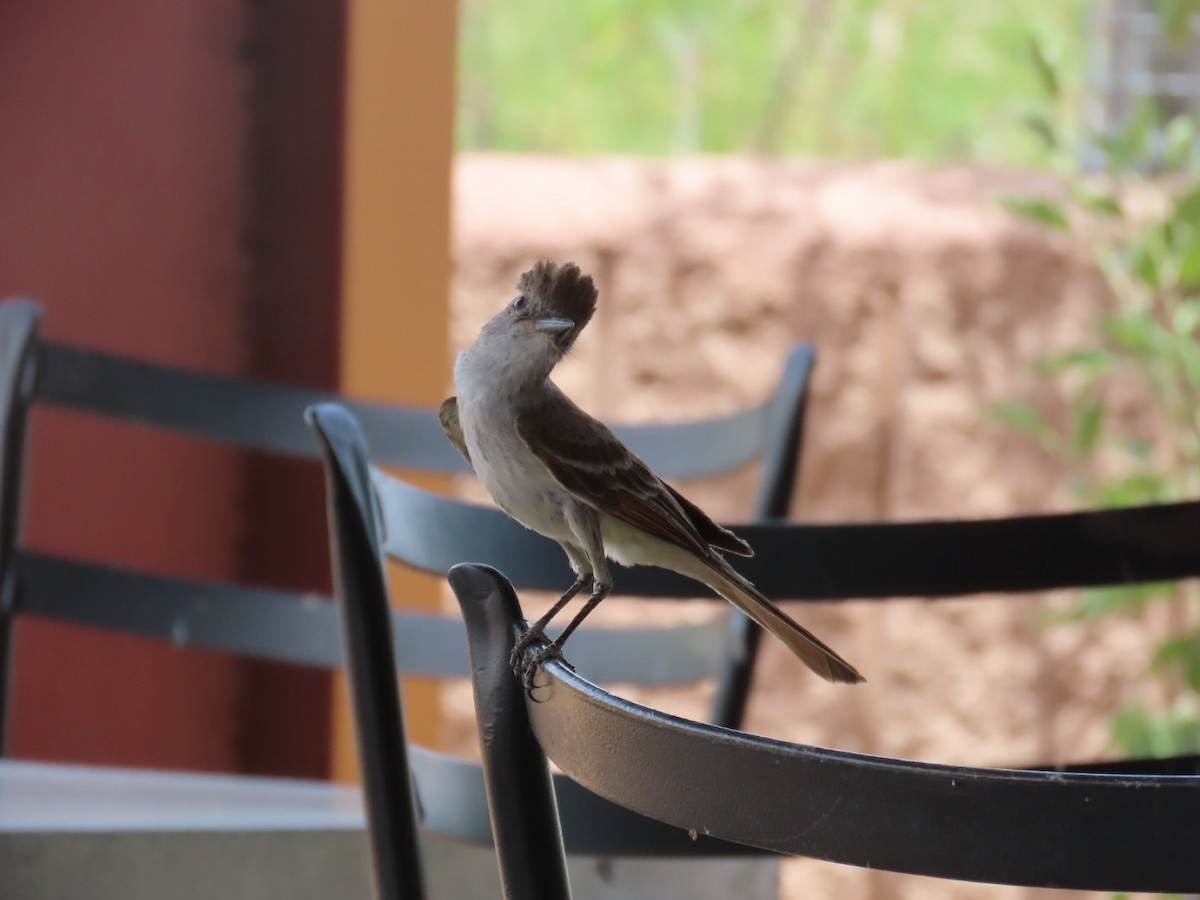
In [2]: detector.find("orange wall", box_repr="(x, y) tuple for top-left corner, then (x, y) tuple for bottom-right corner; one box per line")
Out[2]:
(335, 0), (459, 775)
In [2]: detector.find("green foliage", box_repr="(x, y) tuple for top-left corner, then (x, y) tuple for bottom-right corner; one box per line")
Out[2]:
(457, 0), (1087, 162)
(996, 20), (1200, 762)
(1112, 700), (1200, 756)
(999, 196), (1069, 230)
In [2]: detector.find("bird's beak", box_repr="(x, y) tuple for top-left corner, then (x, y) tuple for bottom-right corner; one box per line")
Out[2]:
(535, 317), (575, 348)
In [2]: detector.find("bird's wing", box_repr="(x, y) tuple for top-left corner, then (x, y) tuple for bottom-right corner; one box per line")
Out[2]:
(661, 481), (752, 557)
(438, 396), (472, 467)
(515, 398), (750, 558)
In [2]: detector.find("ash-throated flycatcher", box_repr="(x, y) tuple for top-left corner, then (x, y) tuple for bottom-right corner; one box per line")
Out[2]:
(441, 260), (863, 687)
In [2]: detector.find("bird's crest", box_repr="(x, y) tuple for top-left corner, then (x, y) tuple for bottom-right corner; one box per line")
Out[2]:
(518, 261), (597, 331)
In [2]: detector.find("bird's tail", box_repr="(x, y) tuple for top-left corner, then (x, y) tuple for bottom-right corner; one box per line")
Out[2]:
(693, 556), (864, 685)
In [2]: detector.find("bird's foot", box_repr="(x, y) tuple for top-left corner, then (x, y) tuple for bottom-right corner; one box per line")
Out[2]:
(518, 641), (575, 696)
(509, 625), (546, 673)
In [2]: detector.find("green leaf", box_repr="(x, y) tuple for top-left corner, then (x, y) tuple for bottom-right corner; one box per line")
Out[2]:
(1072, 182), (1123, 218)
(1072, 582), (1172, 619)
(1129, 226), (1172, 288)
(1021, 112), (1058, 151)
(1098, 98), (1160, 172)
(1103, 310), (1162, 357)
(1173, 298), (1200, 335)
(1112, 700), (1200, 757)
(987, 400), (1057, 446)
(1033, 347), (1114, 377)
(1175, 332), (1200, 386)
(1070, 393), (1104, 457)
(1178, 241), (1200, 286)
(1173, 185), (1200, 226)
(1164, 115), (1198, 170)
(1001, 195), (1069, 231)
(1158, 0), (1195, 44)
(1090, 473), (1173, 507)
(1025, 34), (1060, 101)
(1154, 631), (1200, 692)
(1112, 705), (1158, 757)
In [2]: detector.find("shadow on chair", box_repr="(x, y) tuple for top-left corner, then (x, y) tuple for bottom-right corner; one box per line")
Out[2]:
(449, 501), (1200, 895)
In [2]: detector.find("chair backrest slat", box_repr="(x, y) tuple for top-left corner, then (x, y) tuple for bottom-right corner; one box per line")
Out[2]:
(14, 551), (344, 667)
(454, 563), (1200, 897)
(34, 340), (466, 471)
(530, 649), (1200, 893)
(33, 337), (794, 477)
(375, 462), (1200, 601)
(733, 499), (1200, 599)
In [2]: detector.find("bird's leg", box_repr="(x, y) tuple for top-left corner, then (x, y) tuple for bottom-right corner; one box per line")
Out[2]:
(509, 571), (592, 672)
(519, 509), (609, 693)
(520, 580), (610, 693)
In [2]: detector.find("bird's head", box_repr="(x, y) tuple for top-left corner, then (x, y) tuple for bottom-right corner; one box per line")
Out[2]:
(476, 260), (598, 379)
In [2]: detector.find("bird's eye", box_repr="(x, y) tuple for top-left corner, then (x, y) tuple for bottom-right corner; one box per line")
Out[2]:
(511, 294), (527, 310)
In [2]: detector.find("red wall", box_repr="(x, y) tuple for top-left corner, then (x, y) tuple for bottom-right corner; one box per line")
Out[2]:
(0, 0), (343, 776)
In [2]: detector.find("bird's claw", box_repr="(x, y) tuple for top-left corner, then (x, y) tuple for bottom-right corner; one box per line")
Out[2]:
(514, 640), (574, 697)
(509, 626), (545, 673)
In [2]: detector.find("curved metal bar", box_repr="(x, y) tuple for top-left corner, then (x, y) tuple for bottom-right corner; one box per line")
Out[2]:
(497, 577), (1200, 891)
(734, 499), (1200, 599)
(13, 552), (347, 668)
(32, 337), (781, 477)
(374, 465), (1200, 601)
(33, 340), (467, 472)
(307, 404), (425, 900)
(714, 343), (818, 727)
(11, 548), (728, 685)
(449, 562), (571, 900)
(752, 344), (816, 522)
(0, 300), (39, 752)
(411, 660), (768, 861)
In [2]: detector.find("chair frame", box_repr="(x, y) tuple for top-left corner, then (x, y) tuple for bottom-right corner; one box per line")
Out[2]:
(304, 403), (768, 859)
(0, 297), (815, 739)
(450, 492), (1200, 894)
(0, 294), (812, 899)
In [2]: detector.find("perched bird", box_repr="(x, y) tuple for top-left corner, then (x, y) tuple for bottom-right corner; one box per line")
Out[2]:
(441, 260), (863, 688)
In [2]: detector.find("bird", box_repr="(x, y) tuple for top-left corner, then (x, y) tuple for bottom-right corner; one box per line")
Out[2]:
(441, 260), (863, 689)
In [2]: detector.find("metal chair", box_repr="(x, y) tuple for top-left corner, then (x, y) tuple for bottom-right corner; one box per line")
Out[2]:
(0, 297), (479, 755)
(0, 299), (472, 898)
(451, 498), (1200, 895)
(0, 296), (811, 899)
(0, 297), (815, 734)
(307, 404), (782, 900)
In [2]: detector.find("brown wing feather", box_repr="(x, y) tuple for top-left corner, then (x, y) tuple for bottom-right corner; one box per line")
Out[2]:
(662, 482), (752, 557)
(515, 396), (742, 559)
(438, 397), (472, 467)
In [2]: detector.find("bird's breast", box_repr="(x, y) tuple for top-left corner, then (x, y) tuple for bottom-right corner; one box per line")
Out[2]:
(459, 400), (576, 543)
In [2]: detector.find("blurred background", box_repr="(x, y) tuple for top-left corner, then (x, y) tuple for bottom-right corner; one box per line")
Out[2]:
(4, 0), (1200, 897)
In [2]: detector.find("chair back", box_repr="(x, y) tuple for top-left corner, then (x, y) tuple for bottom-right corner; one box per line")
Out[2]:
(453, 562), (1200, 896)
(308, 403), (776, 900)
